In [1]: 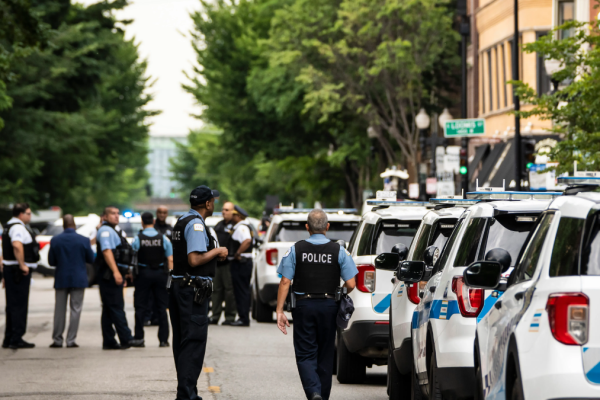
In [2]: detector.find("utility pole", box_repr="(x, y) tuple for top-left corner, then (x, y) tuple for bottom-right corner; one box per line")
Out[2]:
(512, 0), (522, 190)
(459, 0), (470, 193)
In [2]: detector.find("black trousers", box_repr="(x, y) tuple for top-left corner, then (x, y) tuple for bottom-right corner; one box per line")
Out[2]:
(169, 283), (209, 400)
(134, 267), (169, 342)
(230, 259), (252, 324)
(291, 298), (338, 400)
(2, 265), (32, 346)
(99, 274), (133, 346)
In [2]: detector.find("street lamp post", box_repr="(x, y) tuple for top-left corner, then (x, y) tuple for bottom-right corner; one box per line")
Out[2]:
(416, 108), (431, 200)
(513, 0), (522, 190)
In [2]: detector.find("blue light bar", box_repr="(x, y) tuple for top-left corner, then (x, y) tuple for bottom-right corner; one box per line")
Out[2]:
(557, 176), (600, 186)
(466, 191), (562, 200)
(429, 198), (480, 205)
(273, 208), (358, 214)
(365, 200), (432, 207)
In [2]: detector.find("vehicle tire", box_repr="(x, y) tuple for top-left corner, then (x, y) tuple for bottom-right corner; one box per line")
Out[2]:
(428, 349), (442, 400)
(251, 291), (257, 320)
(388, 341), (411, 399)
(254, 294), (273, 322)
(510, 374), (525, 400)
(336, 330), (366, 384)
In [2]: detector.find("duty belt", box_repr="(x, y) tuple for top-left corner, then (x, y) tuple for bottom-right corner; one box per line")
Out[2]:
(295, 293), (336, 301)
(167, 273), (213, 305)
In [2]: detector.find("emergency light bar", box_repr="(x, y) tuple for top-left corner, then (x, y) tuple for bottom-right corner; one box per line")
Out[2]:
(466, 191), (562, 200)
(556, 161), (600, 186)
(365, 200), (433, 207)
(429, 198), (479, 205)
(273, 208), (358, 214)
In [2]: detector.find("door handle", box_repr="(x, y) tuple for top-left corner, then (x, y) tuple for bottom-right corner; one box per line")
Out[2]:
(494, 300), (502, 310)
(429, 286), (436, 293)
(514, 291), (525, 301)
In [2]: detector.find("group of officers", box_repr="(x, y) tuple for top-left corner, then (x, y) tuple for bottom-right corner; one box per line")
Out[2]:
(2, 184), (358, 400)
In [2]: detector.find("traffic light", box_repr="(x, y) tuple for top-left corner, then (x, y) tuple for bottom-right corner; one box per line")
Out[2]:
(459, 148), (468, 175)
(522, 138), (536, 171)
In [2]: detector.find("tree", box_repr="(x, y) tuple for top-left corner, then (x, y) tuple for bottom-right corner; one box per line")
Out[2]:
(514, 21), (600, 174)
(263, 0), (460, 183)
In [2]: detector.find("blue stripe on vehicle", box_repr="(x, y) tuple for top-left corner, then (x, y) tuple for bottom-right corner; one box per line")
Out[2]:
(587, 362), (600, 384)
(534, 312), (542, 317)
(477, 292), (504, 323)
(412, 311), (419, 329)
(374, 294), (391, 313)
(430, 300), (460, 320)
(530, 323), (539, 328)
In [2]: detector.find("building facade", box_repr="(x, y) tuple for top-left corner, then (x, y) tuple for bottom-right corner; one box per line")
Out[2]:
(146, 135), (187, 198)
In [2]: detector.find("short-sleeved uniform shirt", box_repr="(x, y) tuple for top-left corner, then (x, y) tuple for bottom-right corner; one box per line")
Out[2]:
(232, 221), (252, 258)
(132, 227), (173, 267)
(97, 224), (128, 268)
(4, 217), (37, 268)
(277, 233), (358, 284)
(180, 209), (210, 254)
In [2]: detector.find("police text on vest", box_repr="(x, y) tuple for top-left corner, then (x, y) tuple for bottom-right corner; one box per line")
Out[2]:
(301, 253), (332, 263)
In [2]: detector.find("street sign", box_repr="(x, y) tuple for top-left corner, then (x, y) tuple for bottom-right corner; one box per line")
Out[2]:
(444, 119), (485, 138)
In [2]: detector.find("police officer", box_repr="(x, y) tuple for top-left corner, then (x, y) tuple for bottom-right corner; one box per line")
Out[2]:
(132, 212), (173, 347)
(276, 209), (357, 400)
(170, 185), (228, 400)
(210, 201), (237, 325)
(95, 206), (144, 350)
(154, 205), (173, 237)
(2, 203), (39, 349)
(228, 205), (253, 327)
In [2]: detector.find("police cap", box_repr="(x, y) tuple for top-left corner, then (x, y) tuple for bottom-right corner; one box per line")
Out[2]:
(141, 212), (154, 225)
(190, 185), (220, 206)
(233, 205), (249, 218)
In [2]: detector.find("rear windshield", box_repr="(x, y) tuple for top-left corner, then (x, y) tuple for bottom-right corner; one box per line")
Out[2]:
(42, 224), (83, 236)
(482, 214), (537, 267)
(373, 220), (421, 255)
(269, 221), (358, 243)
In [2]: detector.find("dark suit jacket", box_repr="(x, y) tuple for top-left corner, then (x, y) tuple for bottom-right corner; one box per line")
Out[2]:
(48, 228), (94, 289)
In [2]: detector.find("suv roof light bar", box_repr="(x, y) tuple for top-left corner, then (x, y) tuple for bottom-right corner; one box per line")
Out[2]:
(429, 198), (480, 205)
(557, 161), (600, 186)
(366, 200), (434, 208)
(273, 208), (358, 214)
(466, 191), (562, 200)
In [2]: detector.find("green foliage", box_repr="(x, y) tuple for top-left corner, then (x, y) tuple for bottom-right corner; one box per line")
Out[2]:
(0, 0), (156, 213)
(514, 21), (600, 174)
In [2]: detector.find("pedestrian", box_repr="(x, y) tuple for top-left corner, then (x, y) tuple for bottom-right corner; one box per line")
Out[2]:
(132, 212), (173, 347)
(48, 215), (94, 348)
(170, 185), (228, 399)
(1, 203), (39, 349)
(228, 205), (253, 327)
(275, 209), (357, 400)
(95, 206), (144, 350)
(210, 201), (237, 325)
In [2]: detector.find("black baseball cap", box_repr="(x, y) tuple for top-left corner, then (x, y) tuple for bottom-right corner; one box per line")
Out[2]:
(190, 185), (220, 206)
(233, 205), (249, 218)
(141, 212), (154, 225)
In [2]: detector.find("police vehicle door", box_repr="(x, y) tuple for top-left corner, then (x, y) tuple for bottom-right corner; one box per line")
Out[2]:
(481, 212), (555, 397)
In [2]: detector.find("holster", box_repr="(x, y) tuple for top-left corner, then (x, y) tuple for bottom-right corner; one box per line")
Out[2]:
(335, 286), (347, 302)
(166, 270), (173, 292)
(193, 277), (213, 305)
(287, 291), (297, 312)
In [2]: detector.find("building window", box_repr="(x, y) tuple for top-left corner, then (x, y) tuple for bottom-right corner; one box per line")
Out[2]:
(558, 0), (575, 39)
(488, 50), (493, 112)
(501, 43), (508, 107)
(537, 32), (552, 95)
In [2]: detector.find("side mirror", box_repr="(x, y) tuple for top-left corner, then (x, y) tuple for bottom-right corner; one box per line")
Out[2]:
(463, 261), (502, 289)
(375, 252), (400, 271)
(423, 245), (439, 267)
(396, 261), (426, 283)
(337, 239), (347, 249)
(391, 243), (409, 262)
(484, 248), (512, 272)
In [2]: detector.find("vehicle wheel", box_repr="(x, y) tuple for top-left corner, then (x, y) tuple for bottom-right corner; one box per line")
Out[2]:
(510, 374), (525, 400)
(255, 294), (273, 322)
(251, 291), (257, 320)
(428, 349), (442, 400)
(336, 330), (366, 384)
(388, 341), (411, 399)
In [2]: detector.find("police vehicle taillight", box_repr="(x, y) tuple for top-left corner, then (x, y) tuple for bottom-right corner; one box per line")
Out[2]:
(546, 293), (589, 345)
(265, 249), (278, 266)
(452, 276), (484, 317)
(407, 283), (420, 304)
(356, 264), (375, 293)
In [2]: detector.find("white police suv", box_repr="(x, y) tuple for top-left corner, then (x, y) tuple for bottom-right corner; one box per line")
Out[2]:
(252, 208), (360, 322)
(410, 189), (560, 399)
(337, 198), (431, 384)
(469, 175), (600, 400)
(379, 200), (470, 399)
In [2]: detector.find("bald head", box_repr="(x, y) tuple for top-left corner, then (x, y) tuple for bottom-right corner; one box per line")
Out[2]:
(222, 201), (234, 223)
(306, 209), (329, 234)
(63, 214), (76, 229)
(156, 205), (168, 223)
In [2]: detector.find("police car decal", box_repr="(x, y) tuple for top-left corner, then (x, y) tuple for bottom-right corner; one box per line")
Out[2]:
(194, 223), (204, 232)
(430, 299), (460, 320)
(477, 293), (503, 324)
(372, 293), (391, 313)
(528, 309), (543, 332)
(397, 284), (404, 297)
(583, 347), (600, 384)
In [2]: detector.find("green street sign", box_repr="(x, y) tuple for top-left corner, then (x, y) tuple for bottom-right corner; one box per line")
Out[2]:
(444, 119), (485, 138)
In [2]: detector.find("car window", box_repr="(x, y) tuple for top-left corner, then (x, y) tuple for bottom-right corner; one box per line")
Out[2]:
(118, 222), (142, 238)
(373, 220), (421, 255)
(429, 219), (457, 252)
(435, 217), (466, 273)
(582, 211), (600, 276)
(549, 217), (585, 277)
(453, 218), (487, 267)
(482, 214), (537, 267)
(357, 223), (375, 256)
(269, 221), (358, 243)
(348, 221), (363, 253)
(513, 212), (554, 283)
(409, 223), (432, 261)
(268, 222), (279, 242)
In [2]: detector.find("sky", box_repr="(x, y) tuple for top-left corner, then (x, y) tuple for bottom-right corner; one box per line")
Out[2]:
(80, 0), (204, 137)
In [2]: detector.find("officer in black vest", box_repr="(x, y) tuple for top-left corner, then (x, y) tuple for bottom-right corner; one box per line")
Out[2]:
(276, 209), (357, 400)
(228, 205), (253, 327)
(170, 185), (228, 400)
(132, 212), (173, 347)
(2, 203), (39, 349)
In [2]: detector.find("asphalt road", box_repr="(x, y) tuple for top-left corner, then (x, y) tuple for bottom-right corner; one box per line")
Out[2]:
(0, 275), (387, 399)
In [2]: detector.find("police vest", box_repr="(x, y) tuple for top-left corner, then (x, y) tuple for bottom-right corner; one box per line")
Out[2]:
(228, 222), (253, 260)
(137, 232), (165, 269)
(293, 240), (341, 294)
(94, 223), (135, 270)
(172, 215), (216, 277)
(214, 220), (232, 266)
(1, 222), (40, 263)
(154, 222), (173, 238)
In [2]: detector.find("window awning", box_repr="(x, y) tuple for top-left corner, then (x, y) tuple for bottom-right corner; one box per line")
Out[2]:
(468, 144), (490, 181)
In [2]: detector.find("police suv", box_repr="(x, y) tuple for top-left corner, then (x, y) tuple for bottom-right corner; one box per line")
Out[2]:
(337, 197), (431, 384)
(409, 188), (560, 399)
(252, 208), (360, 322)
(377, 200), (469, 399)
(468, 174), (600, 399)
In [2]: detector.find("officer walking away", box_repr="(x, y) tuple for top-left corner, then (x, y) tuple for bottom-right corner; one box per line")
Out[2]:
(2, 203), (39, 349)
(48, 215), (94, 348)
(132, 212), (173, 347)
(95, 206), (144, 350)
(276, 209), (357, 400)
(228, 205), (253, 327)
(170, 185), (228, 400)
(210, 201), (237, 325)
